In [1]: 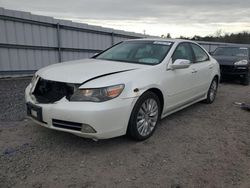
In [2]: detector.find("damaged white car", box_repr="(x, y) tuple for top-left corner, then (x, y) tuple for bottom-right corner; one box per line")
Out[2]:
(25, 39), (220, 141)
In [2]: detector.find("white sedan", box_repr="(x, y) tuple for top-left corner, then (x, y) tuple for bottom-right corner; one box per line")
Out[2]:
(25, 39), (220, 141)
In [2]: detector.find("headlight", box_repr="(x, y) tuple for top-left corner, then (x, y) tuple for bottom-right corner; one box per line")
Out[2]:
(234, 60), (248, 66)
(70, 84), (125, 102)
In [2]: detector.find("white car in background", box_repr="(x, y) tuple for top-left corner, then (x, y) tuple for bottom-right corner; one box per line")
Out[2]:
(25, 39), (220, 141)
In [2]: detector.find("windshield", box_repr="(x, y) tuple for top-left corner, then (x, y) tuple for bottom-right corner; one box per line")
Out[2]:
(95, 41), (173, 65)
(213, 47), (248, 57)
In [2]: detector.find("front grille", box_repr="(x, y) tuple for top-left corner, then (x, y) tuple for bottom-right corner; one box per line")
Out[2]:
(33, 78), (76, 103)
(220, 65), (248, 74)
(52, 119), (82, 131)
(220, 65), (234, 72)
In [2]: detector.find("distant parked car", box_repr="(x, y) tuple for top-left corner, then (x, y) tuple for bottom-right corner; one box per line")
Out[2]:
(25, 39), (220, 141)
(212, 46), (250, 85)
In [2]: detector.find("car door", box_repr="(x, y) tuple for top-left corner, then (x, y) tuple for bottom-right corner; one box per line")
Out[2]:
(189, 43), (213, 97)
(162, 42), (197, 114)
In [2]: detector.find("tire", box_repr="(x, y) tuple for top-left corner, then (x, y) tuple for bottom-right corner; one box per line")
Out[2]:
(127, 91), (161, 141)
(241, 73), (249, 86)
(204, 77), (218, 104)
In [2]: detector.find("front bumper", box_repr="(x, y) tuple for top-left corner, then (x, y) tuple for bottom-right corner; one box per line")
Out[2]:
(25, 84), (137, 139)
(220, 65), (249, 76)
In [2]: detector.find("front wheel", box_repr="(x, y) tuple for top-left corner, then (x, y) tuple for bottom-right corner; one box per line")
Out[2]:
(241, 73), (249, 86)
(127, 91), (161, 141)
(204, 77), (218, 104)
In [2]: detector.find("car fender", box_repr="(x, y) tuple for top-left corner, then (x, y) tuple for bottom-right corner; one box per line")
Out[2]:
(79, 65), (166, 99)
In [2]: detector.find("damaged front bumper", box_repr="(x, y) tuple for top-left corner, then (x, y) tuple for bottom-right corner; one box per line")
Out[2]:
(25, 83), (136, 140)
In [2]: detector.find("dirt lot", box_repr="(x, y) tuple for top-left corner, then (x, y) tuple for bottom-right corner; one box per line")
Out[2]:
(0, 78), (250, 188)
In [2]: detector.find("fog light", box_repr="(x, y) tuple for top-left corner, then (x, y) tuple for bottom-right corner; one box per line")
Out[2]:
(82, 124), (96, 133)
(236, 67), (247, 69)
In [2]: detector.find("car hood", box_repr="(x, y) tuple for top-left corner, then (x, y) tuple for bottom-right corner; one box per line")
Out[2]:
(212, 55), (247, 65)
(37, 58), (149, 83)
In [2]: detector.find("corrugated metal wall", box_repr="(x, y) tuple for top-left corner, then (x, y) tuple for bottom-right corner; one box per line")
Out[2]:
(0, 7), (147, 77)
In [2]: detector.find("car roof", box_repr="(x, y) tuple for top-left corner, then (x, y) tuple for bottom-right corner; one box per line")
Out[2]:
(215, 46), (249, 49)
(126, 38), (194, 44)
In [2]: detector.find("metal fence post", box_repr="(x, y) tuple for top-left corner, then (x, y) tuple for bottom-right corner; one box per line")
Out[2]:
(56, 23), (62, 62)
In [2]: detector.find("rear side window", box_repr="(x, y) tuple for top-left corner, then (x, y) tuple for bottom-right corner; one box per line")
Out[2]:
(191, 44), (209, 62)
(172, 43), (193, 62)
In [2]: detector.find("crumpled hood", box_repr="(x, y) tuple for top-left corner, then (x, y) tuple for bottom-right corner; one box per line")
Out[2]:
(37, 58), (148, 83)
(213, 55), (248, 66)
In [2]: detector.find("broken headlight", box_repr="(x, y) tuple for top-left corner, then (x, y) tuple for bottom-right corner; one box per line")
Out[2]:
(70, 84), (124, 102)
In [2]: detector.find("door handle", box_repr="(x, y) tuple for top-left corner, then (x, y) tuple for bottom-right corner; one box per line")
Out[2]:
(209, 64), (214, 69)
(191, 70), (198, 73)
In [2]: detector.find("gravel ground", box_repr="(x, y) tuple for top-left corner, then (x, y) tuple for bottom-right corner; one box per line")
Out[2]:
(0, 77), (31, 121)
(0, 78), (250, 188)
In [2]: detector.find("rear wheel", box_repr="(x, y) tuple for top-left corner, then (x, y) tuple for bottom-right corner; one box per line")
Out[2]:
(204, 77), (218, 104)
(127, 91), (161, 141)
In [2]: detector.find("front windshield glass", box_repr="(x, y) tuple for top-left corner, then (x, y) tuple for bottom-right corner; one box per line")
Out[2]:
(213, 47), (248, 57)
(95, 41), (173, 65)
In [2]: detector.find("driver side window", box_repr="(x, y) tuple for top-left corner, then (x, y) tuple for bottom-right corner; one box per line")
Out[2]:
(172, 43), (193, 63)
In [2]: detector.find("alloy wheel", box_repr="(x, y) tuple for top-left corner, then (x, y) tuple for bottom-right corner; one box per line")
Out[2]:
(209, 80), (217, 101)
(136, 98), (159, 137)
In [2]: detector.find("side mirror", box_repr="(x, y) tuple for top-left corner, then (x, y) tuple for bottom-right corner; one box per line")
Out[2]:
(170, 59), (191, 70)
(209, 51), (214, 55)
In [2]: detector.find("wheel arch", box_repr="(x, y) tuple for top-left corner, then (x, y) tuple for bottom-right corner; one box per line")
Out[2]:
(213, 74), (219, 84)
(145, 88), (164, 114)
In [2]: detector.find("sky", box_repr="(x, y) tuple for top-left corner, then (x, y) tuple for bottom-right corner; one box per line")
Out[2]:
(0, 0), (250, 38)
